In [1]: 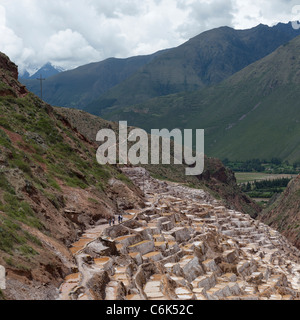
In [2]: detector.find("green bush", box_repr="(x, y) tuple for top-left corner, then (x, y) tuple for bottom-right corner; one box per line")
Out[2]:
(47, 175), (61, 191)
(116, 173), (132, 185)
(18, 244), (39, 257)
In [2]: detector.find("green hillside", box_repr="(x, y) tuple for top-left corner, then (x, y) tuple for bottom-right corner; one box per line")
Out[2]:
(20, 50), (166, 109)
(260, 175), (300, 249)
(99, 35), (300, 164)
(87, 22), (300, 112)
(20, 23), (300, 115)
(0, 52), (146, 295)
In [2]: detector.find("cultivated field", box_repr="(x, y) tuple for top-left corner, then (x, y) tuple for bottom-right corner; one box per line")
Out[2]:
(235, 172), (298, 184)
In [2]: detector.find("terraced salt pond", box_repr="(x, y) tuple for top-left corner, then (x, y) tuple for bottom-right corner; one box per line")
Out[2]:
(59, 210), (137, 300)
(58, 167), (300, 301)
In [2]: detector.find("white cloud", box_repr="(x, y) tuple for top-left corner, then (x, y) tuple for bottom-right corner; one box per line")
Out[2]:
(0, 0), (298, 74)
(176, 0), (236, 38)
(233, 0), (300, 29)
(0, 5), (34, 74)
(43, 29), (102, 70)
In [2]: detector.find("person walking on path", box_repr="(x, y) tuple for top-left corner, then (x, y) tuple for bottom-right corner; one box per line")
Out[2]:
(112, 217), (115, 225)
(108, 218), (112, 227)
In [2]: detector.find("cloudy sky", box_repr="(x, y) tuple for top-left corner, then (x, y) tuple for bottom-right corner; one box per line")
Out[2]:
(0, 0), (300, 75)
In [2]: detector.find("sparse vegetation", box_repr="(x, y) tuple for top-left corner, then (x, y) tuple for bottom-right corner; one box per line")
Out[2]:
(116, 173), (132, 185)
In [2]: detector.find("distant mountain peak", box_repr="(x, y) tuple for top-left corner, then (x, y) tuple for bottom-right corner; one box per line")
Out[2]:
(20, 62), (64, 80)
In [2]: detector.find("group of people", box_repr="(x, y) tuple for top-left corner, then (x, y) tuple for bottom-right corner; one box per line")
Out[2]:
(108, 214), (123, 226)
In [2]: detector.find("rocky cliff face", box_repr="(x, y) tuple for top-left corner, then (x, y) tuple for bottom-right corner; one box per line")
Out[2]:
(197, 157), (261, 219)
(0, 53), (18, 79)
(260, 175), (300, 249)
(0, 53), (27, 98)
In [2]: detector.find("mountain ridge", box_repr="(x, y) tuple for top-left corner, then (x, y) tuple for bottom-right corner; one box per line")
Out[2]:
(99, 33), (300, 163)
(20, 50), (169, 109)
(19, 22), (300, 113)
(86, 21), (300, 113)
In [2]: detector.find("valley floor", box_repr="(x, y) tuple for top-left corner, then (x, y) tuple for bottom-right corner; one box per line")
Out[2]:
(235, 172), (298, 184)
(57, 167), (300, 301)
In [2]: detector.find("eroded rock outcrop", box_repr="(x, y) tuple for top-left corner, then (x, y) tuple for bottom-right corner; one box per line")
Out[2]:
(0, 52), (28, 97)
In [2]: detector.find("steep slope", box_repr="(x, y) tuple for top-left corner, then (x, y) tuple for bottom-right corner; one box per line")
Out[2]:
(87, 22), (300, 113)
(0, 53), (28, 98)
(20, 50), (167, 109)
(100, 34), (300, 163)
(260, 175), (300, 249)
(55, 107), (261, 219)
(0, 52), (144, 300)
